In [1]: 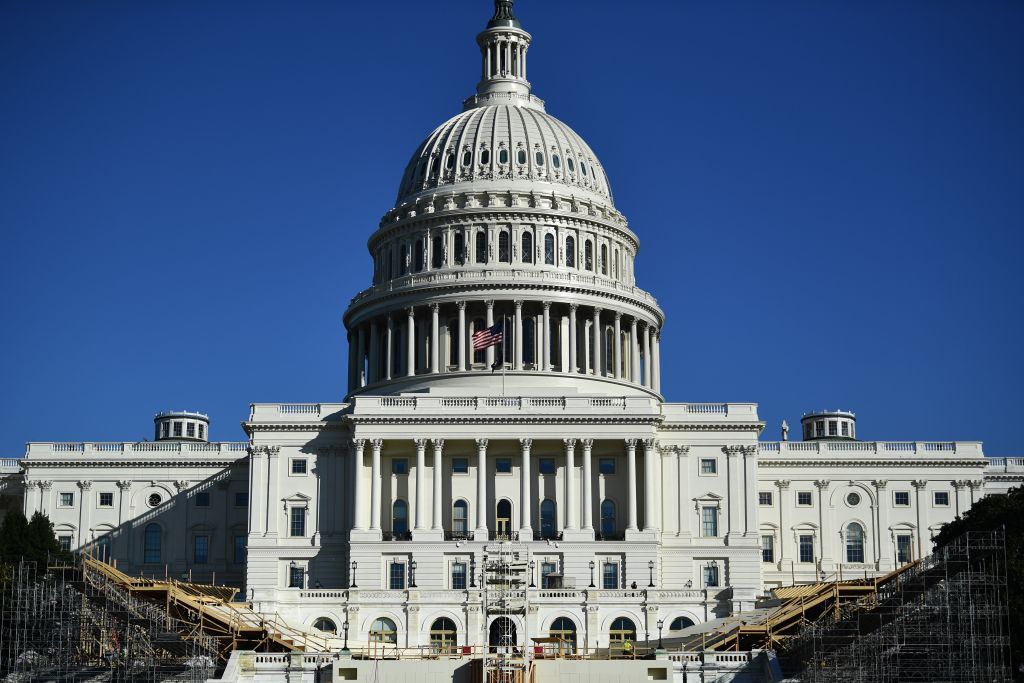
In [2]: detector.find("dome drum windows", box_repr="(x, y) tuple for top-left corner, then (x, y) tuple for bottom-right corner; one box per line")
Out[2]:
(521, 231), (533, 264)
(565, 236), (576, 268)
(584, 240), (594, 271)
(475, 231), (488, 264)
(498, 146), (509, 165)
(543, 233), (555, 265)
(498, 230), (512, 264)
(480, 146), (491, 166)
(432, 235), (444, 269)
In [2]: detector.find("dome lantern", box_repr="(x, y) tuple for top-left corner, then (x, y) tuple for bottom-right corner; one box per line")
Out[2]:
(467, 0), (541, 111)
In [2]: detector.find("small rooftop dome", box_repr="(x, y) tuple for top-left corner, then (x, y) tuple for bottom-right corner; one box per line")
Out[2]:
(154, 411), (210, 442)
(801, 410), (856, 441)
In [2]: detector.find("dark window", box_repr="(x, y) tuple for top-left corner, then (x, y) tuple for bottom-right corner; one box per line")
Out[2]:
(829, 421), (838, 436)
(523, 318), (535, 365)
(392, 500), (409, 535)
(895, 491), (910, 506)
(472, 318), (486, 363)
(314, 618), (337, 634)
(516, 149), (527, 165)
(148, 493), (162, 507)
(452, 457), (469, 474)
(289, 566), (305, 588)
(600, 499), (616, 537)
(799, 535), (815, 563)
(797, 491), (813, 506)
(846, 523), (865, 563)
(475, 231), (487, 264)
(670, 617), (694, 631)
(499, 148), (509, 164)
(762, 535), (774, 563)
(452, 562), (467, 589)
(539, 458), (556, 474)
(496, 458), (512, 474)
(584, 240), (593, 270)
(552, 154), (561, 169)
(461, 150), (472, 168)
(414, 239), (425, 272)
(233, 535), (246, 564)
(521, 232), (533, 263)
(934, 491), (949, 506)
(841, 422), (849, 436)
(541, 561), (557, 588)
(599, 458), (615, 475)
(498, 231), (511, 263)
(540, 499), (557, 539)
(758, 492), (773, 506)
(703, 565), (720, 587)
(480, 148), (490, 165)
(99, 492), (114, 507)
(392, 459), (408, 475)
(567, 157), (575, 172)
(432, 235), (444, 268)
(186, 422), (195, 437)
(896, 534), (912, 563)
(446, 151), (455, 169)
(291, 459), (307, 475)
(602, 563), (618, 589)
(453, 500), (469, 535)
(144, 524), (161, 564)
(535, 150), (545, 166)
(581, 161), (588, 176)
(173, 422), (182, 437)
(58, 535), (72, 552)
(196, 491), (210, 507)
(389, 562), (406, 589)
(600, 244), (608, 275)
(194, 535), (209, 564)
(400, 244), (409, 275)
(60, 492), (74, 507)
(565, 236), (576, 267)
(702, 507), (718, 537)
(290, 507), (306, 537)
(454, 231), (465, 265)
(235, 492), (249, 507)
(700, 459), (717, 474)
(544, 234), (555, 264)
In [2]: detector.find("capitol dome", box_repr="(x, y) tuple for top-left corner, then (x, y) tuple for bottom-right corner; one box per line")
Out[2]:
(395, 105), (614, 207)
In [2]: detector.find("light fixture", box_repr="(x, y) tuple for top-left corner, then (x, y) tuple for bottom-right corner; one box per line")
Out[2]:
(588, 560), (596, 588)
(648, 559), (655, 588)
(657, 618), (664, 649)
(529, 560), (536, 588)
(410, 559), (418, 588)
(349, 560), (358, 588)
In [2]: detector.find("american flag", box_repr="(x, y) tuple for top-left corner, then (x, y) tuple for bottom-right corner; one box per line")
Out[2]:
(472, 321), (504, 351)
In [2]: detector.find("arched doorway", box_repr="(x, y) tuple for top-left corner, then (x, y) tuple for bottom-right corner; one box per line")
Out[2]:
(429, 617), (458, 655)
(495, 499), (513, 540)
(609, 616), (637, 655)
(549, 616), (577, 653)
(489, 617), (518, 652)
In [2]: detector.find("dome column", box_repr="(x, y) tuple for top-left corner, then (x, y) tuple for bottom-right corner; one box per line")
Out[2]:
(643, 322), (653, 388)
(369, 320), (380, 384)
(385, 315), (394, 380)
(485, 300), (496, 368)
(457, 302), (468, 371)
(613, 312), (622, 380)
(430, 304), (440, 373)
(357, 324), (368, 387)
(568, 304), (578, 374)
(406, 307), (416, 377)
(630, 318), (640, 383)
(514, 300), (523, 371)
(592, 308), (603, 376)
(653, 328), (661, 393)
(542, 302), (552, 371)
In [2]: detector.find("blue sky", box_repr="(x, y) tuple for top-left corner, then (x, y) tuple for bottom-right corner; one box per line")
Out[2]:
(1, 0), (1021, 454)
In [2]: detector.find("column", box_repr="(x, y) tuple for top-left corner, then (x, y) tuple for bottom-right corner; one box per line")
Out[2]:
(642, 439), (656, 532)
(675, 447), (690, 537)
(652, 328), (662, 393)
(385, 316), (394, 381)
(520, 439), (533, 535)
(872, 480), (888, 568)
(643, 323), (652, 388)
(775, 480), (790, 562)
(592, 308), (602, 376)
(357, 324), (368, 387)
(741, 446), (757, 536)
(568, 304), (578, 374)
(78, 481), (93, 546)
(514, 300), (523, 371)
(457, 302), (467, 371)
(432, 439), (444, 531)
(370, 439), (383, 531)
(912, 480), (927, 558)
(368, 320), (380, 384)
(414, 439), (427, 530)
(542, 302), (552, 371)
(266, 447), (281, 536)
(613, 313), (622, 380)
(430, 304), (440, 373)
(475, 439), (489, 536)
(630, 318), (640, 383)
(406, 308), (416, 377)
(952, 480), (964, 517)
(564, 439), (577, 530)
(815, 480), (832, 567)
(485, 300), (496, 368)
(626, 439), (639, 531)
(724, 447), (742, 538)
(351, 440), (366, 531)
(581, 439), (594, 531)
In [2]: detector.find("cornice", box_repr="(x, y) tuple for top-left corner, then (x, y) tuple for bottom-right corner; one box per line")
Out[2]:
(244, 422), (346, 435)
(21, 458), (246, 469)
(659, 423), (764, 433)
(348, 415), (663, 427)
(758, 458), (988, 469)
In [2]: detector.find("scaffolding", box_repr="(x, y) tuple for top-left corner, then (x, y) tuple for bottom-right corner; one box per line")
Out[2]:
(781, 528), (1012, 682)
(483, 539), (529, 683)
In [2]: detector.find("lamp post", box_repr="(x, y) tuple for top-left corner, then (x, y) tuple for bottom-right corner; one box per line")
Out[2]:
(342, 619), (350, 654)
(529, 560), (536, 588)
(648, 560), (655, 588)
(657, 618), (664, 650)
(350, 560), (358, 589)
(470, 556), (477, 588)
(588, 560), (595, 588)
(410, 560), (418, 588)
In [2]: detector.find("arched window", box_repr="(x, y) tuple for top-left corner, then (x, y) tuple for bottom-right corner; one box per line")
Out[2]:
(846, 522), (865, 563)
(498, 231), (511, 263)
(473, 318), (486, 364)
(144, 523), (161, 564)
(461, 149), (472, 168)
(565, 236), (576, 268)
(452, 500), (469, 538)
(499, 148), (509, 165)
(609, 617), (636, 646)
(600, 244), (608, 275)
(584, 240), (594, 271)
(552, 153), (561, 169)
(535, 150), (545, 166)
(544, 234), (555, 265)
(600, 500), (616, 539)
(549, 617), (577, 652)
(540, 499), (557, 539)
(370, 617), (398, 644)
(516, 148), (527, 165)
(400, 244), (409, 275)
(496, 499), (513, 540)
(613, 248), (619, 279)
(475, 231), (487, 264)
(521, 232), (533, 263)
(445, 151), (455, 170)
(432, 235), (444, 269)
(430, 617), (458, 653)
(523, 317), (536, 366)
(392, 500), (409, 537)
(454, 231), (465, 265)
(414, 240), (425, 273)
(604, 328), (613, 376)
(313, 617), (337, 634)
(480, 148), (491, 166)
(567, 157), (575, 173)
(669, 616), (695, 631)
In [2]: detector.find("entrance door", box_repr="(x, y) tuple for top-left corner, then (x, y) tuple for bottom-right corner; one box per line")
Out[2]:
(489, 617), (518, 653)
(496, 499), (513, 539)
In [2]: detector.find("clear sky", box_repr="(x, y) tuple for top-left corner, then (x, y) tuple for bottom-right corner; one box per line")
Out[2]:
(1, 0), (1022, 454)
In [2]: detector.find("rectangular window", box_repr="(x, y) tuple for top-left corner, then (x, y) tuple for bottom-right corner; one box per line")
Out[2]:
(233, 535), (246, 564)
(452, 457), (469, 474)
(700, 459), (717, 475)
(797, 491), (813, 506)
(452, 562), (467, 590)
(186, 422), (196, 438)
(703, 565), (720, 588)
(290, 507), (306, 537)
(235, 491), (249, 507)
(815, 420), (824, 437)
(761, 535), (775, 563)
(828, 421), (837, 436)
(99, 492), (114, 507)
(193, 535), (209, 564)
(161, 423), (170, 439)
(539, 458), (556, 474)
(933, 491), (949, 506)
(291, 459), (307, 475)
(841, 422), (849, 437)
(894, 491), (910, 507)
(701, 506), (718, 537)
(496, 458), (512, 474)
(392, 458), (408, 475)
(58, 535), (72, 552)
(195, 491), (210, 507)
(173, 421), (183, 437)
(289, 566), (305, 588)
(59, 492), (74, 507)
(896, 534), (913, 564)
(602, 562), (618, 589)
(599, 458), (615, 475)
(758, 491), (773, 506)
(389, 562), (406, 590)
(541, 561), (558, 589)
(799, 535), (815, 563)
(198, 424), (205, 439)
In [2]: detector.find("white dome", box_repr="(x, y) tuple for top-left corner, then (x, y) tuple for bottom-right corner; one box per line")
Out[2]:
(395, 104), (614, 207)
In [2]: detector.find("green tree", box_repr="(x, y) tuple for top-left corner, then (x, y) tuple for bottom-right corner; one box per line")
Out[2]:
(26, 511), (62, 566)
(932, 485), (1023, 675)
(0, 510), (30, 564)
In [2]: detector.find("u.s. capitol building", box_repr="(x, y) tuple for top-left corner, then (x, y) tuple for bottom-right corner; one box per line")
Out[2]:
(8, 0), (1021, 654)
